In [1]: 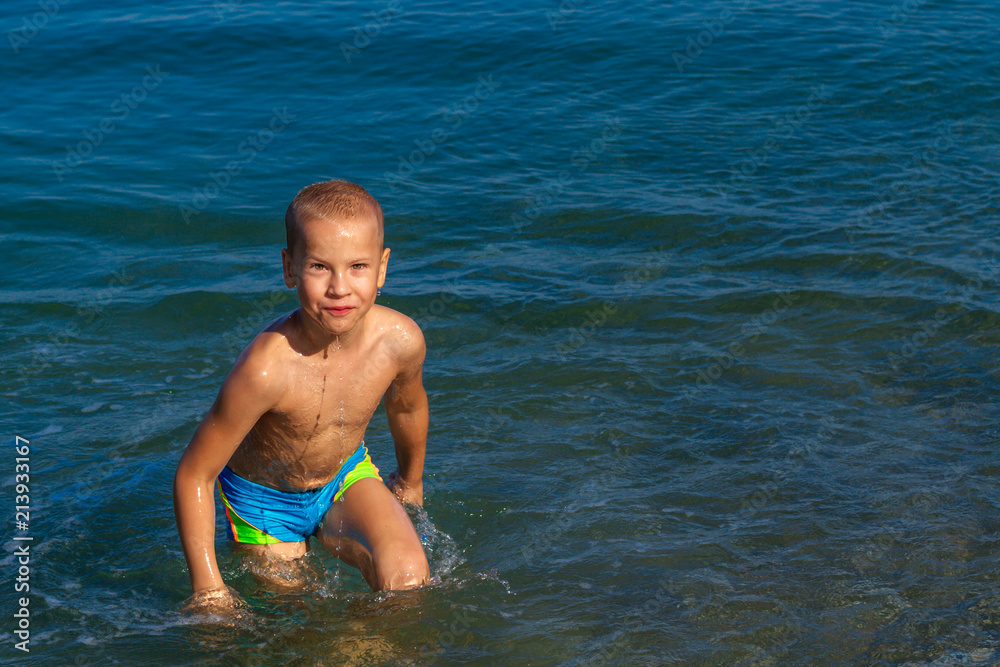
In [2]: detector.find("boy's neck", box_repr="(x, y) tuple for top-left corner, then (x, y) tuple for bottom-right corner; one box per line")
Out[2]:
(295, 309), (367, 356)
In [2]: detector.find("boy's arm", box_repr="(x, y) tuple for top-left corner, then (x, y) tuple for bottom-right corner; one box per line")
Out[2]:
(173, 347), (281, 599)
(384, 325), (429, 506)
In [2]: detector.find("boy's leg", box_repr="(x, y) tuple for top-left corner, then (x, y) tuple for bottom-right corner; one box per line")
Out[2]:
(235, 541), (307, 560)
(234, 541), (312, 590)
(315, 478), (429, 591)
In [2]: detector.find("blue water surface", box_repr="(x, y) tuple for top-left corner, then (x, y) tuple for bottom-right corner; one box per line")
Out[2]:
(2, 0), (1000, 664)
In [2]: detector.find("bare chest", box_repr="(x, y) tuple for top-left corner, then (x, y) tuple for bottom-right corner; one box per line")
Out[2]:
(275, 348), (397, 438)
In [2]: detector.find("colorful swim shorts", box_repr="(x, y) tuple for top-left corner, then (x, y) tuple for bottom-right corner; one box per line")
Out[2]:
(216, 443), (381, 545)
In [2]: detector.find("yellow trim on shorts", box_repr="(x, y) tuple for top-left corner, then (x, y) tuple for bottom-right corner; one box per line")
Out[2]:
(334, 452), (381, 503)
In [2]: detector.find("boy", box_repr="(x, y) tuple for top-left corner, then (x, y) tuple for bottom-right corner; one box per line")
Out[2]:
(173, 180), (430, 610)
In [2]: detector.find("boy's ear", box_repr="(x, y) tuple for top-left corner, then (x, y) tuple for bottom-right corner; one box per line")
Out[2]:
(377, 247), (391, 288)
(281, 248), (296, 288)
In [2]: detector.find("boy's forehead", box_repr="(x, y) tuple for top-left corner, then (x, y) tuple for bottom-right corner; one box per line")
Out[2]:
(297, 214), (381, 247)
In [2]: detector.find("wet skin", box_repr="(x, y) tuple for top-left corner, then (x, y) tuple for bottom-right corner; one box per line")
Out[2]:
(174, 213), (430, 609)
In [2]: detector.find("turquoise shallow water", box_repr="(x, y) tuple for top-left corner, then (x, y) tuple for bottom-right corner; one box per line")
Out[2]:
(3, 0), (1000, 664)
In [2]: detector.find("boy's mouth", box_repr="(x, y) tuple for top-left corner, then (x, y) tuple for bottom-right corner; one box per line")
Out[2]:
(325, 306), (354, 316)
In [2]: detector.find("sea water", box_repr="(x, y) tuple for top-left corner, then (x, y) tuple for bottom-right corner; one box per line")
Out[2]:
(2, 0), (999, 664)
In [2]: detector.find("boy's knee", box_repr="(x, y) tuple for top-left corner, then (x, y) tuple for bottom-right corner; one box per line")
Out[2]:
(376, 541), (429, 590)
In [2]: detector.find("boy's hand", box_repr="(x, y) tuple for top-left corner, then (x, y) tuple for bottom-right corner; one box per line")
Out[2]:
(387, 470), (423, 506)
(181, 585), (246, 617)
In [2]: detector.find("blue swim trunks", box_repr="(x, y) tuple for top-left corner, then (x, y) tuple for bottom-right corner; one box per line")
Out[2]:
(216, 443), (381, 545)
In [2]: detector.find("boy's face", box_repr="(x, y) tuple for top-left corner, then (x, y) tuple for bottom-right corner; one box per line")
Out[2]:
(281, 213), (390, 339)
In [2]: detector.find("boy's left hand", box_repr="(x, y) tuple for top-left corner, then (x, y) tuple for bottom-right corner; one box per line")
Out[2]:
(387, 470), (423, 506)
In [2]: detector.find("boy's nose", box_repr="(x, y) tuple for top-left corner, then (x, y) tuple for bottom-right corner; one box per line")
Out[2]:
(327, 272), (350, 296)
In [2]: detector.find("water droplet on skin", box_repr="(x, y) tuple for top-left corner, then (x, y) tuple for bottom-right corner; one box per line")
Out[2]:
(335, 350), (345, 585)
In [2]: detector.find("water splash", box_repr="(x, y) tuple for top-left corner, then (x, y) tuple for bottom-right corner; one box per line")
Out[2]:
(409, 505), (462, 581)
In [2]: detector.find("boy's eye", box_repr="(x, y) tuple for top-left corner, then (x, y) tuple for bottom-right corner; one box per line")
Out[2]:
(310, 263), (326, 270)
(352, 263), (367, 270)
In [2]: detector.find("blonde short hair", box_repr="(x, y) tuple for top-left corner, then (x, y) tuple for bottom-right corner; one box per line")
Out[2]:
(285, 180), (384, 256)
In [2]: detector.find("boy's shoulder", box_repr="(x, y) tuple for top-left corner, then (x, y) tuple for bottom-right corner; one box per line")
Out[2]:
(369, 305), (425, 362)
(235, 312), (296, 366)
(218, 313), (296, 405)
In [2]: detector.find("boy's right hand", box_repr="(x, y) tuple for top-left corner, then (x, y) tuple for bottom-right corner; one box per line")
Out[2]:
(181, 585), (246, 617)
(387, 470), (423, 506)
